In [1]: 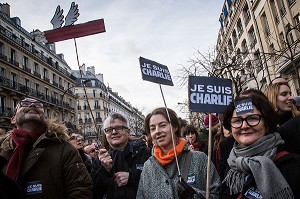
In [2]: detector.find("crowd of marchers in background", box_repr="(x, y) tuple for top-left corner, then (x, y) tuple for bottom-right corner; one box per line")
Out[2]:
(1, 76), (300, 198)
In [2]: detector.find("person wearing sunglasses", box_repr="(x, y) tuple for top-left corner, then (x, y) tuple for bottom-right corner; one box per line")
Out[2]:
(92, 113), (151, 199)
(0, 97), (93, 198)
(221, 89), (300, 198)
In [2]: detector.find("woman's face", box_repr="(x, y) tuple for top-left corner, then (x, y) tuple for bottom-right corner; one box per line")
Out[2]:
(149, 114), (178, 154)
(231, 106), (266, 146)
(277, 84), (294, 113)
(185, 132), (196, 144)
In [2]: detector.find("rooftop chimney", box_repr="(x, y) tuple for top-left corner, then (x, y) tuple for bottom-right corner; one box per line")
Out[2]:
(2, 3), (10, 17)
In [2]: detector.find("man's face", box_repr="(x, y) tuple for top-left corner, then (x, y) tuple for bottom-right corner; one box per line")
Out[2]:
(11, 98), (46, 127)
(104, 119), (130, 150)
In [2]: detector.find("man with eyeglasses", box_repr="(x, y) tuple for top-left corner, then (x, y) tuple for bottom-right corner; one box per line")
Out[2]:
(0, 97), (93, 198)
(92, 113), (151, 199)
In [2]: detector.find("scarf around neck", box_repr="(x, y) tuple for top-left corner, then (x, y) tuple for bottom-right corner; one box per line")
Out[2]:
(154, 138), (186, 166)
(225, 132), (293, 199)
(6, 126), (46, 182)
(110, 143), (132, 172)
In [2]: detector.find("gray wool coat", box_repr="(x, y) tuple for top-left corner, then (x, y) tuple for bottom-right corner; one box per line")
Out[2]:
(136, 150), (220, 199)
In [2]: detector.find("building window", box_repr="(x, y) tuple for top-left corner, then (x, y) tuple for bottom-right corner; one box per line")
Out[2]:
(0, 67), (5, 77)
(23, 56), (29, 67)
(278, 0), (286, 16)
(269, 43), (276, 57)
(237, 18), (243, 37)
(243, 4), (251, 25)
(294, 13), (300, 25)
(25, 79), (30, 89)
(35, 83), (39, 94)
(0, 42), (4, 55)
(287, 0), (296, 6)
(232, 30), (238, 46)
(286, 23), (294, 44)
(10, 48), (16, 61)
(261, 13), (271, 37)
(44, 68), (48, 78)
(34, 62), (39, 73)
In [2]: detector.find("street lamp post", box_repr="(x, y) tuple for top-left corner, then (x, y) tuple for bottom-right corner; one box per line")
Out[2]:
(62, 79), (91, 122)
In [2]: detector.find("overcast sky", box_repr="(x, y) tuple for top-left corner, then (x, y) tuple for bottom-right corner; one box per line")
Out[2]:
(6, 0), (223, 119)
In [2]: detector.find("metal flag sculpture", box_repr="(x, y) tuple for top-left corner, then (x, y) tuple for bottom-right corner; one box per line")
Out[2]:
(32, 2), (106, 147)
(33, 2), (105, 43)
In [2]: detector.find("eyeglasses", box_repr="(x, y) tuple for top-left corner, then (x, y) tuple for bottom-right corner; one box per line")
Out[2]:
(230, 114), (263, 129)
(19, 100), (43, 108)
(104, 125), (128, 134)
(69, 135), (84, 141)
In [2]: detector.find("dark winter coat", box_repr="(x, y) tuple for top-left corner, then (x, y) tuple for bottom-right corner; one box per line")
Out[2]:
(217, 136), (235, 181)
(0, 120), (93, 199)
(221, 146), (300, 199)
(278, 115), (300, 154)
(92, 142), (151, 199)
(0, 156), (24, 199)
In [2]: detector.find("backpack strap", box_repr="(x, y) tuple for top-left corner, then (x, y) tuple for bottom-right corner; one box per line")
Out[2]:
(274, 151), (289, 161)
(182, 151), (192, 182)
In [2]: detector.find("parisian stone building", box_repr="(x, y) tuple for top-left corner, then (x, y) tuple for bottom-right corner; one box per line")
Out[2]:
(0, 3), (77, 130)
(0, 3), (145, 141)
(216, 0), (299, 95)
(72, 65), (145, 144)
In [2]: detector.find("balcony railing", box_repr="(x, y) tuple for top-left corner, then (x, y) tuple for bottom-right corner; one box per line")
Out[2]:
(95, 117), (102, 123)
(43, 77), (50, 83)
(8, 58), (19, 67)
(53, 82), (58, 87)
(280, 7), (286, 16)
(0, 53), (7, 61)
(0, 107), (13, 118)
(34, 71), (41, 78)
(23, 66), (31, 73)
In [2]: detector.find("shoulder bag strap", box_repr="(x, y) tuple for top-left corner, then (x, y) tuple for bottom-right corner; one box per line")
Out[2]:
(182, 151), (192, 182)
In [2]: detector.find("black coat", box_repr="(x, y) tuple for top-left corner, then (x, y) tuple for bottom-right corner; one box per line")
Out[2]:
(0, 156), (24, 199)
(217, 136), (235, 181)
(92, 142), (151, 199)
(221, 146), (300, 198)
(278, 115), (300, 154)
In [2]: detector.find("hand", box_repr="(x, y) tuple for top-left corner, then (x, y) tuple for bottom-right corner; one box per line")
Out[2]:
(113, 172), (129, 187)
(177, 178), (195, 199)
(188, 144), (194, 151)
(98, 148), (113, 172)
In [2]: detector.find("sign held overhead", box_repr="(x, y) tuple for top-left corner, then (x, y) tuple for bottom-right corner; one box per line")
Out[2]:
(189, 76), (233, 113)
(139, 57), (173, 86)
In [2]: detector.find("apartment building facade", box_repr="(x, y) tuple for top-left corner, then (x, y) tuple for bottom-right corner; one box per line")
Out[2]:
(0, 3), (77, 129)
(72, 65), (145, 144)
(216, 0), (300, 95)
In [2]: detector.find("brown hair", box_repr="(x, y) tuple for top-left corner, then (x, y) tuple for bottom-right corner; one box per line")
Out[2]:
(144, 107), (180, 137)
(223, 89), (277, 133)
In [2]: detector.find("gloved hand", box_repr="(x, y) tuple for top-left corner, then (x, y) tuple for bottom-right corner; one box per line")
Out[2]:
(177, 178), (196, 199)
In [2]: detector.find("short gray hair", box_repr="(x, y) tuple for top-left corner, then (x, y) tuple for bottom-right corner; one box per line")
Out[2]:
(103, 113), (128, 129)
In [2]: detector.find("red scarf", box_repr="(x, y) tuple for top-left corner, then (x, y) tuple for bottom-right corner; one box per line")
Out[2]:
(6, 126), (46, 182)
(154, 138), (186, 166)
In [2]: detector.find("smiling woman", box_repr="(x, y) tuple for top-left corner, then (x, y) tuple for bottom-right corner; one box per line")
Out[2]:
(221, 89), (300, 198)
(137, 107), (220, 199)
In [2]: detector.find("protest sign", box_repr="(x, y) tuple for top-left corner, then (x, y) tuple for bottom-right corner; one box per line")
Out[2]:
(139, 57), (173, 86)
(234, 99), (254, 116)
(189, 76), (232, 113)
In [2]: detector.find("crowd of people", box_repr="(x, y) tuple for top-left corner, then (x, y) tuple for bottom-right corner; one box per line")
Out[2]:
(1, 77), (300, 198)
